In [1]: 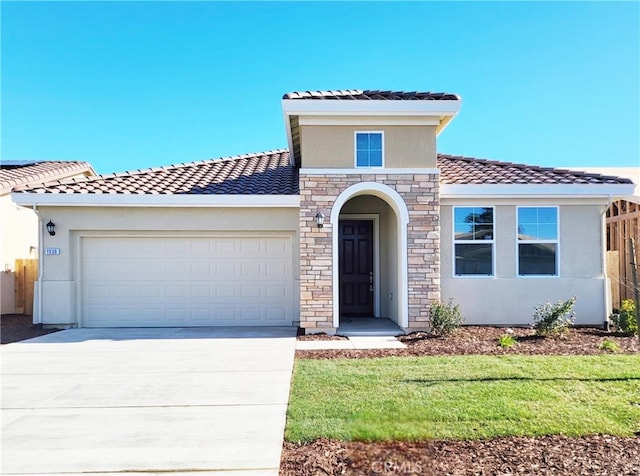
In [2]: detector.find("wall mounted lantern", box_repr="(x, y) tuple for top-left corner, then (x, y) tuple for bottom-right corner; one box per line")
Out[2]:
(46, 220), (56, 236)
(315, 212), (325, 228)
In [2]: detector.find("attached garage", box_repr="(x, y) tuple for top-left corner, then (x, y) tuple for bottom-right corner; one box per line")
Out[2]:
(80, 235), (294, 327)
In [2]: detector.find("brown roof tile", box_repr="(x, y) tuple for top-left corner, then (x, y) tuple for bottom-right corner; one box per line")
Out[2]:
(283, 89), (460, 101)
(437, 154), (634, 185)
(15, 150), (299, 195)
(13, 151), (631, 196)
(0, 161), (95, 194)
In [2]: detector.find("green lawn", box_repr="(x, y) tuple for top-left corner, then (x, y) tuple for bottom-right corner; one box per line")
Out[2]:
(285, 355), (640, 442)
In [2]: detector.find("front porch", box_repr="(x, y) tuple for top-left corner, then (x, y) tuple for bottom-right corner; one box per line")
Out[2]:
(298, 177), (441, 335)
(337, 317), (403, 336)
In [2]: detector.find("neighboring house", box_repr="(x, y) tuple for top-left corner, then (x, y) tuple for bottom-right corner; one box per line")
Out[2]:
(1, 161), (96, 314)
(11, 90), (636, 332)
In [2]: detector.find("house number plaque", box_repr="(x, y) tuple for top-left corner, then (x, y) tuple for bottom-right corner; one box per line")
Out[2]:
(45, 248), (61, 255)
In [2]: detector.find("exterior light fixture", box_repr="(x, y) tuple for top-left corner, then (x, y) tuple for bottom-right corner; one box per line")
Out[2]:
(46, 220), (56, 236)
(315, 212), (325, 228)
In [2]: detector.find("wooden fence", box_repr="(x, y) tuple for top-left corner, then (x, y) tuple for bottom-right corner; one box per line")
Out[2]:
(14, 259), (38, 315)
(606, 199), (640, 309)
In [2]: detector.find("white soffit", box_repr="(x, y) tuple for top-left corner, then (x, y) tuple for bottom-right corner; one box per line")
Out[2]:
(297, 115), (442, 126)
(441, 183), (636, 199)
(11, 193), (300, 208)
(281, 98), (461, 116)
(300, 168), (440, 175)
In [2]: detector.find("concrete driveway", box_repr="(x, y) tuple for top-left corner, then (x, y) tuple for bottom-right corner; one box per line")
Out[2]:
(1, 327), (297, 475)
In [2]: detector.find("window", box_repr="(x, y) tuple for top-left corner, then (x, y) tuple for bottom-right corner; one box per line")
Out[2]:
(517, 207), (558, 276)
(454, 207), (494, 276)
(355, 132), (383, 167)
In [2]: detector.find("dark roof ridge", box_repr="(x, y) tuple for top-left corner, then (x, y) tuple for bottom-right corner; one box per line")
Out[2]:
(283, 89), (460, 101)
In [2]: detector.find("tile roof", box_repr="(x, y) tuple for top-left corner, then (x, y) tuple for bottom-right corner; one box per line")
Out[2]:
(437, 154), (634, 185)
(14, 150), (299, 195)
(12, 151), (632, 196)
(0, 161), (95, 194)
(283, 89), (460, 101)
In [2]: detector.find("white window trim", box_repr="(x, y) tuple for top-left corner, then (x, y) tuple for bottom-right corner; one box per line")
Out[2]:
(452, 206), (496, 278)
(516, 206), (560, 278)
(354, 131), (384, 168)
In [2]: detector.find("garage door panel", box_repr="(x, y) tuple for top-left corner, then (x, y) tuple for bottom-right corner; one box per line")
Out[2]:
(81, 236), (293, 327)
(240, 240), (262, 254)
(213, 239), (236, 254)
(266, 308), (288, 321)
(266, 262), (289, 277)
(239, 261), (261, 277)
(240, 308), (260, 321)
(266, 239), (289, 256)
(266, 285), (287, 298)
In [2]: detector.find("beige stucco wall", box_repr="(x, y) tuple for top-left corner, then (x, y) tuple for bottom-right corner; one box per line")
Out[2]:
(34, 206), (300, 326)
(300, 125), (437, 169)
(1, 195), (38, 271)
(440, 201), (608, 325)
(1, 195), (39, 314)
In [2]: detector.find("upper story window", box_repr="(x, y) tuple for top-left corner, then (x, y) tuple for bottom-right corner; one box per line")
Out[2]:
(453, 207), (494, 276)
(355, 132), (383, 167)
(517, 207), (559, 276)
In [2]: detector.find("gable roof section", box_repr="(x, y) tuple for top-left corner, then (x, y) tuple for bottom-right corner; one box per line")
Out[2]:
(14, 150), (298, 196)
(438, 154), (634, 199)
(282, 89), (462, 166)
(437, 154), (633, 185)
(11, 150), (632, 204)
(0, 161), (96, 194)
(283, 89), (460, 101)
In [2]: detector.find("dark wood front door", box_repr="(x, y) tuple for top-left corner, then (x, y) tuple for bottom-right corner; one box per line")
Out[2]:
(339, 220), (374, 317)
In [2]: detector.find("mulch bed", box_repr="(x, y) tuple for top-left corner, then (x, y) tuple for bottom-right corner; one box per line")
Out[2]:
(1, 314), (61, 344)
(296, 326), (640, 359)
(281, 435), (640, 475)
(287, 326), (639, 474)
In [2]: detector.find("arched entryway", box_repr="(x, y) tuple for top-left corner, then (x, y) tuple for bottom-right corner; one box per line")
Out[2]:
(330, 182), (409, 329)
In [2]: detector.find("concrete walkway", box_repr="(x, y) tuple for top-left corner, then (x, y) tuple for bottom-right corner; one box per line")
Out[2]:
(296, 335), (407, 350)
(1, 327), (297, 475)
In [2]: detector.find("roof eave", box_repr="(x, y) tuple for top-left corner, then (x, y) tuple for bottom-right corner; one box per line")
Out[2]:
(281, 98), (461, 116)
(11, 193), (301, 208)
(440, 183), (636, 199)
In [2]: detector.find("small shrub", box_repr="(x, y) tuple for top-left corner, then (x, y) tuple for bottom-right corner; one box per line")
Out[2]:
(532, 296), (576, 337)
(610, 299), (638, 336)
(429, 299), (463, 336)
(498, 334), (517, 348)
(598, 339), (620, 353)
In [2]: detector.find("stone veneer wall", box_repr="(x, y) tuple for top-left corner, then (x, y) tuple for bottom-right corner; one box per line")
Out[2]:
(299, 172), (440, 332)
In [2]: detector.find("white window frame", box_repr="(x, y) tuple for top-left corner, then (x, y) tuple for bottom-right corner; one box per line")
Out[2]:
(354, 131), (384, 168)
(516, 206), (560, 278)
(452, 206), (495, 278)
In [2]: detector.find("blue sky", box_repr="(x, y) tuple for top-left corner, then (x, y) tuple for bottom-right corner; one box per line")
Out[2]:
(2, 1), (638, 175)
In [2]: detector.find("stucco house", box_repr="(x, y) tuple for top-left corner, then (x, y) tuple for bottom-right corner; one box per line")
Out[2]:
(10, 90), (636, 333)
(1, 161), (95, 314)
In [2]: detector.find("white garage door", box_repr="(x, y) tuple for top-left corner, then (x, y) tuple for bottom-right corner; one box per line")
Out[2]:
(81, 235), (294, 327)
